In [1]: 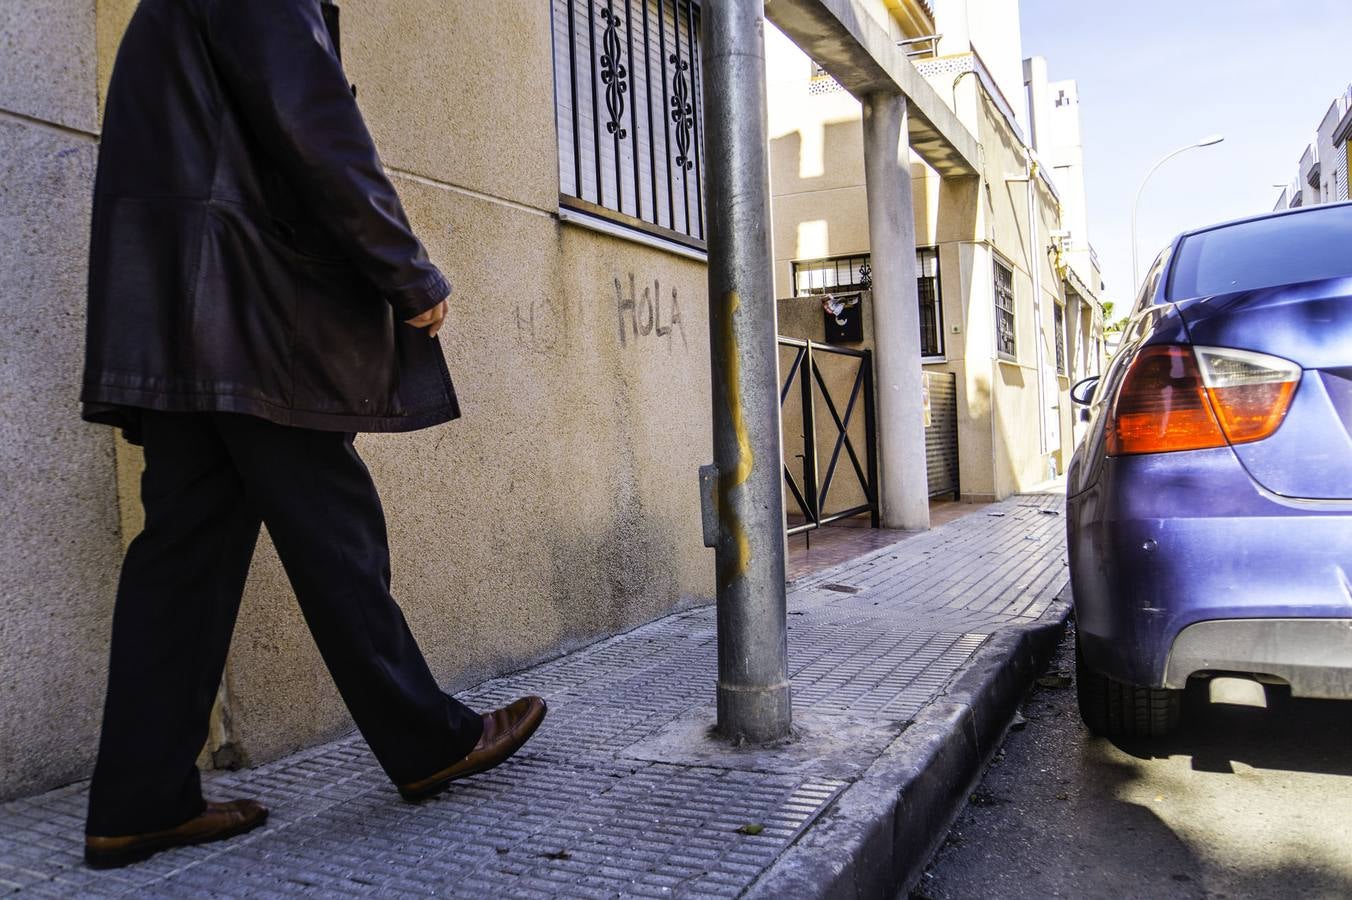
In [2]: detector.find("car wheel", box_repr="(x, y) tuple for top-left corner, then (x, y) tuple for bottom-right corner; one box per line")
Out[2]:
(1075, 637), (1181, 737)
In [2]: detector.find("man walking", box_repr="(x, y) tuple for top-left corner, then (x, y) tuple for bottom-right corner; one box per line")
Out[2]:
(80, 0), (544, 868)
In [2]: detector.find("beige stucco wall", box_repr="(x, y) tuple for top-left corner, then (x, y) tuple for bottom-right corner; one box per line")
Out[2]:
(934, 0), (1026, 135)
(969, 95), (1071, 496)
(1, 0), (718, 799)
(222, 176), (715, 764)
(0, 0), (134, 800)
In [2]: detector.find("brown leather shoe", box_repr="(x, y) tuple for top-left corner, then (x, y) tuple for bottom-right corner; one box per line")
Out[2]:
(398, 696), (547, 801)
(85, 799), (268, 869)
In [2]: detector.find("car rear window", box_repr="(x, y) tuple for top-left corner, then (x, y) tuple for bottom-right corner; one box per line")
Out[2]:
(1167, 203), (1352, 301)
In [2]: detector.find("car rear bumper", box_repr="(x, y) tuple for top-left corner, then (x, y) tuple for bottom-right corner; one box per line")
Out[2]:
(1163, 618), (1352, 698)
(1069, 448), (1352, 690)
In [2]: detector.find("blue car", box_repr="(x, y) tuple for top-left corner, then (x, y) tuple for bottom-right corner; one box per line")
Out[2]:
(1067, 201), (1352, 737)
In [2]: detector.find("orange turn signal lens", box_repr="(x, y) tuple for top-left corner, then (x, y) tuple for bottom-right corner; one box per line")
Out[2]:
(1108, 345), (1300, 456)
(1194, 346), (1301, 445)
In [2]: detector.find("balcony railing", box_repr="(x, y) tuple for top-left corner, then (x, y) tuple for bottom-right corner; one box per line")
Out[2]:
(896, 34), (941, 60)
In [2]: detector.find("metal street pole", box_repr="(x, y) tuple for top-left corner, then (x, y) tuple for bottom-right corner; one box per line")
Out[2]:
(699, 0), (792, 744)
(1131, 134), (1224, 288)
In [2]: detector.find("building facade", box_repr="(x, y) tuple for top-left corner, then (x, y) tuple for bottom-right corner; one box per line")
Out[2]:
(766, 0), (1106, 503)
(1275, 85), (1352, 210)
(1023, 57), (1108, 445)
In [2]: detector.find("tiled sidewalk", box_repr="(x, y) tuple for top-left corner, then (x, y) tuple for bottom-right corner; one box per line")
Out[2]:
(0, 493), (1067, 898)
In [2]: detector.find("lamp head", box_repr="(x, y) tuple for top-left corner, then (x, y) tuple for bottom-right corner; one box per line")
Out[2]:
(1197, 134), (1225, 147)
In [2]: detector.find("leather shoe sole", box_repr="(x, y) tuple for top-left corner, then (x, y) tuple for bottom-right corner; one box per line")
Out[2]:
(398, 696), (547, 801)
(85, 799), (268, 869)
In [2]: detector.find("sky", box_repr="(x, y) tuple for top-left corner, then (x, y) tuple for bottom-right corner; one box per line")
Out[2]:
(1019, 0), (1352, 316)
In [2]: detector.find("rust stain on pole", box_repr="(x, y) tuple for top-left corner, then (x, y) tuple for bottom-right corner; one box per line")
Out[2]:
(717, 290), (753, 586)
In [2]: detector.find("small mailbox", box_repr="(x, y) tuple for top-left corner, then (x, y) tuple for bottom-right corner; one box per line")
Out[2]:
(821, 292), (864, 344)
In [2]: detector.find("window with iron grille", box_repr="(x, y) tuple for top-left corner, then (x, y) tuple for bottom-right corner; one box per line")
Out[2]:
(792, 250), (944, 357)
(915, 247), (943, 358)
(994, 256), (1016, 360)
(550, 0), (705, 248)
(792, 255), (872, 296)
(1053, 301), (1066, 374)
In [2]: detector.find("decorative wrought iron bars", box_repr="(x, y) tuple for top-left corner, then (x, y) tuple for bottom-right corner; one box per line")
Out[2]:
(792, 250), (944, 357)
(994, 255), (1017, 360)
(551, 0), (706, 247)
(1053, 302), (1066, 374)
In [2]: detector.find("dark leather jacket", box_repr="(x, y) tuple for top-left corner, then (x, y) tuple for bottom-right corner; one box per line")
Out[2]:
(82, 0), (459, 442)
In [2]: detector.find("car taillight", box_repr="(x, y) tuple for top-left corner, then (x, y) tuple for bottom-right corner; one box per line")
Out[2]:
(1108, 345), (1300, 456)
(1195, 346), (1302, 443)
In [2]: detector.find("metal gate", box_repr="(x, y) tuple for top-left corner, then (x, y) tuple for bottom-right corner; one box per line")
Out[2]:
(779, 338), (879, 536)
(924, 370), (959, 497)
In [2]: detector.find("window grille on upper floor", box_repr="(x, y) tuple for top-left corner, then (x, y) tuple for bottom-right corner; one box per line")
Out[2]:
(550, 0), (706, 248)
(994, 257), (1017, 361)
(1053, 302), (1066, 375)
(916, 247), (942, 358)
(792, 250), (945, 357)
(792, 255), (872, 297)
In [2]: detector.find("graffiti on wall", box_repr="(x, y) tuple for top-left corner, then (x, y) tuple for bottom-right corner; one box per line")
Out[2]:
(514, 295), (570, 353)
(613, 274), (688, 351)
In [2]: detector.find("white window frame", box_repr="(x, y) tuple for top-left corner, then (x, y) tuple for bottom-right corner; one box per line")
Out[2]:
(916, 246), (944, 360)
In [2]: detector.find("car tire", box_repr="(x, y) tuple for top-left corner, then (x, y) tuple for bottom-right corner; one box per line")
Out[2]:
(1075, 638), (1181, 737)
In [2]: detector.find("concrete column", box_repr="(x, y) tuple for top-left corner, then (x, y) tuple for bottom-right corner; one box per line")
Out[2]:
(861, 92), (930, 531)
(700, 0), (791, 743)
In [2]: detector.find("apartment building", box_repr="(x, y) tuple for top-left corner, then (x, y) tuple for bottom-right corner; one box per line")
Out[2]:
(1275, 85), (1352, 210)
(767, 0), (1106, 505)
(1023, 57), (1108, 442)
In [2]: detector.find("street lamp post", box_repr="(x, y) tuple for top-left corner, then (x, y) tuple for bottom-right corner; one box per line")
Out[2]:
(1130, 135), (1224, 288)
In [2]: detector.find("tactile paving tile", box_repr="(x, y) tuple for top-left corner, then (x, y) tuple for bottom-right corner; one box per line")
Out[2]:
(0, 493), (1067, 897)
(5, 750), (843, 898)
(456, 621), (720, 759)
(458, 612), (717, 711)
(788, 628), (990, 716)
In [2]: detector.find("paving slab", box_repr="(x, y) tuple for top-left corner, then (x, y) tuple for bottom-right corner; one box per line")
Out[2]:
(0, 492), (1068, 897)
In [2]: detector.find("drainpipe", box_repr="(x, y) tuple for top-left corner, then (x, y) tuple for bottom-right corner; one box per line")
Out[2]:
(698, 0), (791, 744)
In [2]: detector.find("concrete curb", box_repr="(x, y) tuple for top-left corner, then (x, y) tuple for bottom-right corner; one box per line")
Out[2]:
(745, 586), (1073, 899)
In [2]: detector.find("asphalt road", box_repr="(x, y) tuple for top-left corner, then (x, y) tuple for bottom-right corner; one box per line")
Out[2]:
(914, 624), (1352, 900)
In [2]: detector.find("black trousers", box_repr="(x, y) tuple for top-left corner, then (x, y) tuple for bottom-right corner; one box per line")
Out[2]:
(86, 411), (483, 837)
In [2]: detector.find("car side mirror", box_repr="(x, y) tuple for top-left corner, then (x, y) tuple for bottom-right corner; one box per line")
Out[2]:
(1070, 376), (1100, 406)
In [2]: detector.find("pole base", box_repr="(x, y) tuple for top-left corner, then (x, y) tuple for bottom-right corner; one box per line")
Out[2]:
(716, 681), (792, 744)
